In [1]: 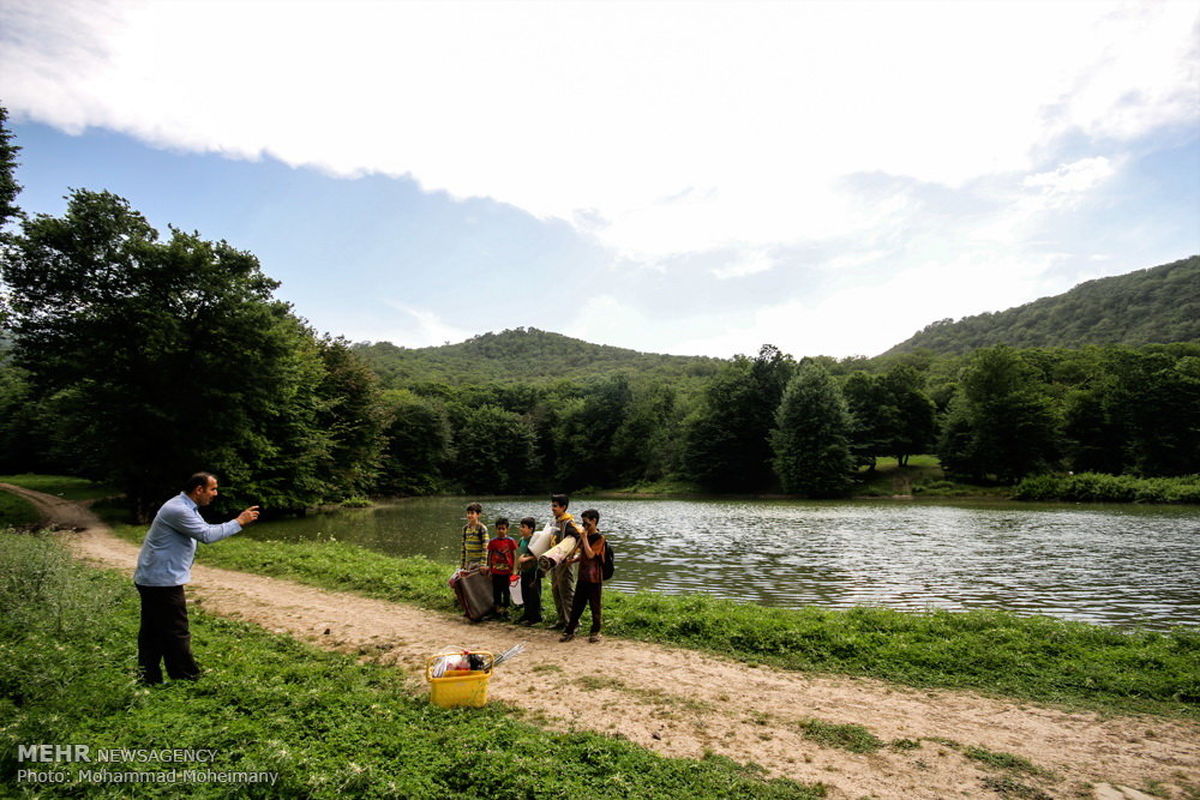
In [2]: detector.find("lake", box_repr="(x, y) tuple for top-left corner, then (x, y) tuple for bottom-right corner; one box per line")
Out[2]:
(246, 496), (1200, 630)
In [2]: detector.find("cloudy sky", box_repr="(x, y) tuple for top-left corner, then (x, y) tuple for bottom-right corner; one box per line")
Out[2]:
(1, 0), (1197, 358)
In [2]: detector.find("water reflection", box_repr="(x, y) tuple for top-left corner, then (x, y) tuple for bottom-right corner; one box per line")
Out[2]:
(247, 497), (1200, 629)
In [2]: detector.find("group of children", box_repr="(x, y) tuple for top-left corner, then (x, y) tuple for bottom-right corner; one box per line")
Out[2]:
(459, 495), (607, 643)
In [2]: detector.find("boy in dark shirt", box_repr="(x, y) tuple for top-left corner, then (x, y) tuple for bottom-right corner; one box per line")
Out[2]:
(486, 517), (518, 618)
(515, 516), (543, 625)
(560, 508), (606, 643)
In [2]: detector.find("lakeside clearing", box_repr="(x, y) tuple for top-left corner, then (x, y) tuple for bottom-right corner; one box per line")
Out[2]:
(2, 481), (1198, 799)
(0, 531), (823, 800)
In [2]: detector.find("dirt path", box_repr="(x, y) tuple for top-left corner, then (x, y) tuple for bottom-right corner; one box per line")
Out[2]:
(5, 482), (1197, 800)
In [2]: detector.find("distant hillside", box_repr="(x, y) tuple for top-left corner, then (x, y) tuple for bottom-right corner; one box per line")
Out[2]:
(883, 255), (1200, 356)
(352, 327), (724, 387)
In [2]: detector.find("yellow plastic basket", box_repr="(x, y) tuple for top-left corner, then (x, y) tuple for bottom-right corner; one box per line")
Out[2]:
(426, 651), (493, 708)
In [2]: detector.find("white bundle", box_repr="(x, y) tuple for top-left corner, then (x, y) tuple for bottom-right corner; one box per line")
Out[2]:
(527, 524), (555, 558)
(537, 534), (578, 572)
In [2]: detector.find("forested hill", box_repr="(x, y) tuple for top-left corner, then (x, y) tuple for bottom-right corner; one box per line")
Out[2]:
(352, 328), (724, 386)
(883, 255), (1200, 356)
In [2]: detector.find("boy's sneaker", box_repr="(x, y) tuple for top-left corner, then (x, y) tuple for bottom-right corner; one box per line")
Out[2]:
(548, 622), (565, 631)
(558, 632), (575, 642)
(588, 633), (602, 643)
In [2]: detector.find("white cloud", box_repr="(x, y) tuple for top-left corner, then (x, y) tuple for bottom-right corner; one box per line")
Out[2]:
(1, 0), (1195, 263)
(1024, 157), (1117, 205)
(1, 1), (1196, 358)
(377, 302), (473, 349)
(711, 249), (775, 280)
(677, 250), (1072, 358)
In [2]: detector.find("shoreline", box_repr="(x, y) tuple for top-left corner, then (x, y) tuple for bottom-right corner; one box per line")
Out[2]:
(3, 482), (1198, 799)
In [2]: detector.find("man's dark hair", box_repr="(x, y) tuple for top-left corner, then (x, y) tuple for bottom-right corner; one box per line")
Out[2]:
(495, 517), (510, 528)
(466, 502), (482, 514)
(184, 472), (217, 493)
(550, 494), (569, 508)
(520, 516), (537, 530)
(581, 508), (600, 523)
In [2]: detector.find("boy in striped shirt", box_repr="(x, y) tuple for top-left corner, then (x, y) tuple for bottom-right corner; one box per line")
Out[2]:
(460, 502), (489, 569)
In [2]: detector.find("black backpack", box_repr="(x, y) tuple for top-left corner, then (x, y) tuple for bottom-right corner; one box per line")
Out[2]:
(601, 540), (615, 581)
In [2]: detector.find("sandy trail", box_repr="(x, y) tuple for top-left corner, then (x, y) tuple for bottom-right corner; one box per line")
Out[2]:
(4, 482), (1197, 800)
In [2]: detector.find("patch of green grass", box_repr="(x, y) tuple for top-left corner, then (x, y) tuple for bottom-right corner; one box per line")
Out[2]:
(576, 675), (626, 691)
(854, 457), (942, 497)
(338, 496), (373, 508)
(889, 738), (921, 750)
(911, 479), (1012, 497)
(600, 479), (706, 496)
(925, 736), (962, 749)
(89, 497), (138, 526)
(572, 675), (714, 714)
(0, 489), (40, 528)
(980, 775), (1053, 799)
(794, 719), (884, 754)
(0, 530), (825, 800)
(0, 473), (118, 502)
(106, 526), (1200, 719)
(1176, 775), (1200, 800)
(963, 746), (1054, 779)
(853, 455), (1009, 498)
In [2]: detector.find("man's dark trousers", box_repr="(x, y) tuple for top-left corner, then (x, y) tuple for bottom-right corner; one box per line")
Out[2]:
(135, 584), (200, 683)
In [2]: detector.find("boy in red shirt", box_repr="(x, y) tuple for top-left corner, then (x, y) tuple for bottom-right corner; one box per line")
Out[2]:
(486, 517), (518, 618)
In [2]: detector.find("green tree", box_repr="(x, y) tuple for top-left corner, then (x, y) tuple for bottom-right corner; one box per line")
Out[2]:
(881, 364), (937, 465)
(1102, 347), (1200, 476)
(1062, 385), (1125, 474)
(449, 404), (539, 493)
(554, 374), (632, 490)
(0, 361), (35, 472)
(611, 383), (682, 485)
(843, 365), (936, 469)
(770, 362), (853, 497)
(843, 371), (893, 471)
(314, 336), (387, 498)
(376, 389), (451, 496)
(1, 104), (24, 331)
(0, 105), (20, 230)
(1, 189), (361, 515)
(936, 347), (1060, 483)
(683, 344), (794, 491)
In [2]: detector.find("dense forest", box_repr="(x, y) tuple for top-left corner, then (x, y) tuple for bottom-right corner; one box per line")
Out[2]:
(354, 331), (723, 388)
(1, 109), (1197, 517)
(885, 255), (1200, 356)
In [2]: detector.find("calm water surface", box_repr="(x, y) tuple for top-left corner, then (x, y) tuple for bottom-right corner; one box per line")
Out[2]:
(248, 497), (1200, 629)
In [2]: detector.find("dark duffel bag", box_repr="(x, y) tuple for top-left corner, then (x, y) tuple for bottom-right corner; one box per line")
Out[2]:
(450, 567), (495, 621)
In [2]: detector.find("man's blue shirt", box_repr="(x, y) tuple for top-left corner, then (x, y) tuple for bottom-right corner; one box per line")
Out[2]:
(133, 493), (242, 586)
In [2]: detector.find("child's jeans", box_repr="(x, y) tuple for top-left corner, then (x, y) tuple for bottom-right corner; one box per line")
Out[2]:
(491, 573), (512, 609)
(564, 579), (602, 636)
(519, 568), (543, 622)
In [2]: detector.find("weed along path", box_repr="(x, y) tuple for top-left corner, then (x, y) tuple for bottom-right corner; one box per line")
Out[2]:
(5, 483), (1198, 800)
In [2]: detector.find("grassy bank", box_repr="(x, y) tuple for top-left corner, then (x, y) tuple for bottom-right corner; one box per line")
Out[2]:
(109, 525), (1200, 718)
(0, 490), (39, 528)
(0, 474), (118, 503)
(0, 530), (823, 799)
(852, 456), (1011, 499)
(1014, 472), (1200, 505)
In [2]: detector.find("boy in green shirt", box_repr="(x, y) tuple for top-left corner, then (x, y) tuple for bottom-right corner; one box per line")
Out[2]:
(515, 516), (543, 625)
